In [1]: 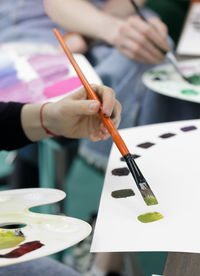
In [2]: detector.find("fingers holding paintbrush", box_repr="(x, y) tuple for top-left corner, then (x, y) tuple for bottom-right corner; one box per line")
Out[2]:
(128, 0), (170, 62)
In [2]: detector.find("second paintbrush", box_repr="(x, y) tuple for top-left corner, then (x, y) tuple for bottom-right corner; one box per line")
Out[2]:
(53, 28), (158, 206)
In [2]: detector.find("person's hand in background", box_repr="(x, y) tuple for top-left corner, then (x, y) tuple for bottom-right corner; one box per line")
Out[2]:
(113, 15), (170, 64)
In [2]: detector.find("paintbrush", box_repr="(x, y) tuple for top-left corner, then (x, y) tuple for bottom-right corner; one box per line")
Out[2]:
(129, 0), (193, 84)
(53, 28), (158, 206)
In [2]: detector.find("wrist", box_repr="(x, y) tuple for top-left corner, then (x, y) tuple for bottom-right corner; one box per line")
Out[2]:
(40, 103), (60, 137)
(97, 13), (123, 45)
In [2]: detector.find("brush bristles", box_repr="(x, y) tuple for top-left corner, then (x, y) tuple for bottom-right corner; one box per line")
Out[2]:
(140, 188), (158, 206)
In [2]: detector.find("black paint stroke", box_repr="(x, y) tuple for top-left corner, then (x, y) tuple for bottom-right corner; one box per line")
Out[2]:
(159, 133), (176, 139)
(120, 154), (140, 162)
(112, 167), (130, 176)
(137, 142), (155, 149)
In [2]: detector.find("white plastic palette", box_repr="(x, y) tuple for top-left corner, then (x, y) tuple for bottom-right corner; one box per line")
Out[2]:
(0, 188), (91, 266)
(91, 119), (200, 253)
(142, 59), (200, 103)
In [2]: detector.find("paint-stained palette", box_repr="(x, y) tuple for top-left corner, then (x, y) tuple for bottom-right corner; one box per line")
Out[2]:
(0, 188), (91, 266)
(0, 42), (101, 104)
(142, 59), (200, 103)
(91, 119), (200, 253)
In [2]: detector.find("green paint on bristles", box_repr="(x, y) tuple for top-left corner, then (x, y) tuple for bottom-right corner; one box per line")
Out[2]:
(144, 196), (158, 206)
(137, 212), (163, 223)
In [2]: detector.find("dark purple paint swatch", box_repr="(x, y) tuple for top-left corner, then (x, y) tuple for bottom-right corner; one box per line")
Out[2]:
(0, 241), (44, 258)
(112, 167), (130, 176)
(137, 142), (155, 149)
(181, 126), (197, 132)
(159, 133), (176, 139)
(120, 154), (140, 162)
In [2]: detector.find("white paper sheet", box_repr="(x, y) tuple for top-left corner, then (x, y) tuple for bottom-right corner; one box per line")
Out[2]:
(91, 120), (200, 253)
(177, 3), (200, 56)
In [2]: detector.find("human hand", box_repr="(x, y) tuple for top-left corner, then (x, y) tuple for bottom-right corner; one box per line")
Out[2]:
(113, 15), (170, 64)
(43, 85), (122, 141)
(62, 32), (88, 54)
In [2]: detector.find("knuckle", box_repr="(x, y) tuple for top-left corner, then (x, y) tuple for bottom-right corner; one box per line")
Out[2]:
(142, 25), (150, 36)
(133, 45), (141, 55)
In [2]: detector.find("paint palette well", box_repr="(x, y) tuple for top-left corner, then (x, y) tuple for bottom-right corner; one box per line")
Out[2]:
(0, 188), (91, 266)
(91, 119), (200, 253)
(142, 59), (200, 103)
(0, 42), (102, 104)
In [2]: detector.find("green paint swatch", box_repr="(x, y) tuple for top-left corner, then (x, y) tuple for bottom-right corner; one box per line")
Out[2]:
(137, 212), (163, 223)
(187, 74), (200, 85)
(0, 230), (25, 250)
(181, 89), (199, 96)
(111, 189), (135, 198)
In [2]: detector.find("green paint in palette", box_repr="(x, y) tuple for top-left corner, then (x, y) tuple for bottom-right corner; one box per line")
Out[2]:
(137, 212), (163, 223)
(181, 89), (199, 96)
(187, 74), (200, 85)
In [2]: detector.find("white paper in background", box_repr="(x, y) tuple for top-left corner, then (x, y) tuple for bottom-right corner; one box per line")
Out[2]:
(91, 119), (200, 253)
(142, 59), (200, 104)
(177, 3), (200, 56)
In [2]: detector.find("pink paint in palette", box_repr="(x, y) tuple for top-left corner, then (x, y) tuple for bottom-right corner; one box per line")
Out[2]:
(0, 53), (83, 103)
(43, 77), (82, 98)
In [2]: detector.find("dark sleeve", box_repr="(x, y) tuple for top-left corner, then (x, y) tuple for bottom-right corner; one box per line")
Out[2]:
(0, 102), (32, 151)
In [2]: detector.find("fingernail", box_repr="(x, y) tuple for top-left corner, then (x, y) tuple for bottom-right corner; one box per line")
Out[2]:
(103, 110), (111, 117)
(89, 102), (99, 110)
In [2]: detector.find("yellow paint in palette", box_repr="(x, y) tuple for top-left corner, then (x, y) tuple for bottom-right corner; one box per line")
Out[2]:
(0, 230), (25, 250)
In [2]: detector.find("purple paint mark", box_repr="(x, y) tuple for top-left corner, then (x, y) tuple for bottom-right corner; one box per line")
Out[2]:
(0, 64), (17, 78)
(112, 167), (130, 176)
(120, 154), (140, 161)
(137, 142), (155, 149)
(181, 126), (197, 132)
(159, 133), (176, 139)
(43, 77), (82, 98)
(0, 241), (44, 258)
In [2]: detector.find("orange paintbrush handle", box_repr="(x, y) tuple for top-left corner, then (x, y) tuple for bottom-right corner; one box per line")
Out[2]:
(53, 28), (130, 157)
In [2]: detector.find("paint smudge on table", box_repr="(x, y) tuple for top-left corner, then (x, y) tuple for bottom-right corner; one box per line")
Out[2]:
(137, 212), (163, 223)
(159, 133), (176, 139)
(111, 167), (130, 176)
(0, 241), (44, 258)
(137, 142), (155, 149)
(120, 154), (140, 162)
(181, 125), (197, 132)
(181, 89), (199, 96)
(0, 230), (25, 250)
(111, 189), (135, 198)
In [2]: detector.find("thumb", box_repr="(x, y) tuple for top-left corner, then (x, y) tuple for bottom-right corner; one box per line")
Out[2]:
(68, 99), (100, 115)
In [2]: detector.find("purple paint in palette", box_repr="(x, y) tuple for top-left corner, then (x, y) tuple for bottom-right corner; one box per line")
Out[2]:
(180, 126), (197, 132)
